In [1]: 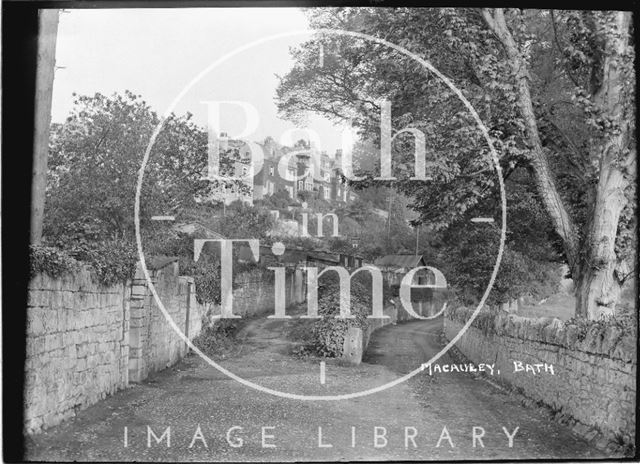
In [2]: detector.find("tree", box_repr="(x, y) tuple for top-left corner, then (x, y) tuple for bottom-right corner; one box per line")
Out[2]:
(294, 138), (311, 150)
(259, 189), (292, 211)
(216, 201), (274, 240)
(297, 190), (315, 203)
(435, 169), (561, 306)
(276, 8), (635, 319)
(481, 9), (635, 319)
(45, 91), (242, 242)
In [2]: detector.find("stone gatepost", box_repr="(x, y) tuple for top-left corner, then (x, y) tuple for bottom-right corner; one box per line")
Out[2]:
(128, 264), (150, 383)
(342, 327), (363, 365)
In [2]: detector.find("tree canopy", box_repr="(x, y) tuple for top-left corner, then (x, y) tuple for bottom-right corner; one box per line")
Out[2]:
(276, 8), (636, 318)
(45, 91), (242, 242)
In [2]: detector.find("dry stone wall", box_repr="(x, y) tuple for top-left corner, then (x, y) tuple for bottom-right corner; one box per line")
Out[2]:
(444, 306), (636, 447)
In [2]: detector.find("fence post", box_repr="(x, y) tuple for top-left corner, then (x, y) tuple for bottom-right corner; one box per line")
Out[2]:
(185, 280), (192, 352)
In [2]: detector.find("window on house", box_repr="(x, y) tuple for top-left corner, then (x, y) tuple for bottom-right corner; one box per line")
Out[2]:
(298, 181), (303, 190)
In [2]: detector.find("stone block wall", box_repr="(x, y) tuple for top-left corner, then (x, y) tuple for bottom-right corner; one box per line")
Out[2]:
(25, 261), (206, 434)
(128, 263), (206, 383)
(342, 291), (449, 364)
(342, 303), (398, 364)
(207, 267), (302, 319)
(388, 287), (448, 322)
(444, 306), (636, 446)
(362, 302), (398, 350)
(231, 268), (278, 318)
(25, 269), (130, 433)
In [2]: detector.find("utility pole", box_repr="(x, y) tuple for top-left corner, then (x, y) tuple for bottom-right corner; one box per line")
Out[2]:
(30, 9), (59, 244)
(415, 225), (419, 256)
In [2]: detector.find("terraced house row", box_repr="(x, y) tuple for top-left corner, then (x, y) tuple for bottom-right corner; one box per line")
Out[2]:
(212, 133), (358, 206)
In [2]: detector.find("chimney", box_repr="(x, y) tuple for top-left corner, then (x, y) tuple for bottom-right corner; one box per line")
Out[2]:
(219, 132), (229, 151)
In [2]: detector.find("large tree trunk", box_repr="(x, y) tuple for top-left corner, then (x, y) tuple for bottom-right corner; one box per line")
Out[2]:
(482, 9), (635, 319)
(575, 161), (627, 318)
(574, 11), (635, 319)
(482, 9), (580, 271)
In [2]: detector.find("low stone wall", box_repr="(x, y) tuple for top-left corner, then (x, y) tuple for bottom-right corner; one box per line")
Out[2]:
(342, 303), (398, 364)
(25, 261), (206, 434)
(363, 303), (398, 349)
(444, 306), (636, 447)
(342, 290), (449, 364)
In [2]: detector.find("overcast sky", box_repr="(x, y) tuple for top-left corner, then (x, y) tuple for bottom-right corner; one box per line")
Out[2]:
(52, 8), (344, 153)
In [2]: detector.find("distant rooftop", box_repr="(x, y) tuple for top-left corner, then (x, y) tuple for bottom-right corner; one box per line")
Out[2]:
(147, 256), (179, 271)
(173, 222), (225, 239)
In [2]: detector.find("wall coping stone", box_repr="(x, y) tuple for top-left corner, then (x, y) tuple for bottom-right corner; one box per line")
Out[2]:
(446, 306), (636, 363)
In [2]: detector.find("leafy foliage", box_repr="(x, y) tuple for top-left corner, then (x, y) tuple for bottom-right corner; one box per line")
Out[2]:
(30, 239), (137, 286)
(64, 239), (138, 286)
(192, 319), (241, 357)
(276, 7), (636, 316)
(567, 305), (637, 341)
(142, 201), (275, 305)
(302, 272), (379, 358)
(256, 189), (296, 211)
(30, 245), (79, 279)
(443, 305), (505, 335)
(216, 201), (274, 240)
(143, 228), (223, 305)
(45, 91), (246, 243)
(43, 93), (274, 293)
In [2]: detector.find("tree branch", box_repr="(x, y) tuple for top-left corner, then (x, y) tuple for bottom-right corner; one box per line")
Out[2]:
(549, 10), (581, 89)
(481, 7), (580, 272)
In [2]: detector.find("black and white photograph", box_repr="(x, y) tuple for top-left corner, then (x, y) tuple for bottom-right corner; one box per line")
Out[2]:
(3, 2), (638, 462)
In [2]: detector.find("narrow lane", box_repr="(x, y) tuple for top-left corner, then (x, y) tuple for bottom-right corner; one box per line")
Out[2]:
(25, 316), (606, 461)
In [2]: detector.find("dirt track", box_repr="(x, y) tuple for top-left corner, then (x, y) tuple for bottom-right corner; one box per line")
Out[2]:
(25, 316), (606, 461)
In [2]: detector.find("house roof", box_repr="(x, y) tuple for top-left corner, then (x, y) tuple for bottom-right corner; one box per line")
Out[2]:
(237, 244), (307, 265)
(374, 254), (425, 268)
(173, 222), (225, 240)
(306, 251), (340, 264)
(147, 256), (179, 271)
